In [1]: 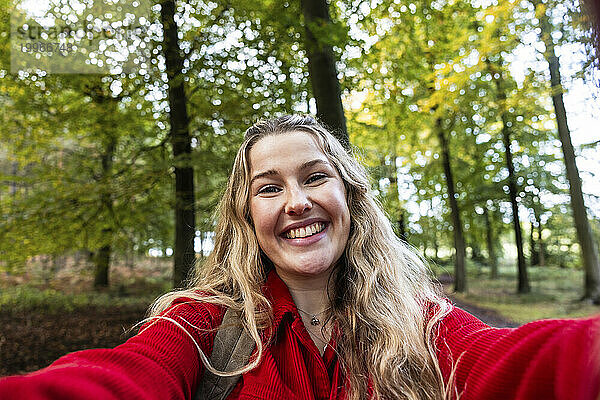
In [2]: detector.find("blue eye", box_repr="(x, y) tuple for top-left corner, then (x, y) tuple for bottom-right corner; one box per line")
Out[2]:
(306, 174), (327, 184)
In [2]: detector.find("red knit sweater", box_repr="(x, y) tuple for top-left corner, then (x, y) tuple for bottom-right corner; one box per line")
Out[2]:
(1, 271), (598, 399)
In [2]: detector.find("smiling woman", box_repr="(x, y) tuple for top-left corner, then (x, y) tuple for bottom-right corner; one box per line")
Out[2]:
(192, 115), (452, 399)
(247, 130), (352, 358)
(0, 115), (599, 400)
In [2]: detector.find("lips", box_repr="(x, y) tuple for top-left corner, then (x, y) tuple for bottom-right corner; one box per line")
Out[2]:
(280, 218), (329, 240)
(284, 222), (326, 239)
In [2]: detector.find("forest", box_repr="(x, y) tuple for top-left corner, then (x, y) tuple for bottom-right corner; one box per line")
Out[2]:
(1, 0), (600, 374)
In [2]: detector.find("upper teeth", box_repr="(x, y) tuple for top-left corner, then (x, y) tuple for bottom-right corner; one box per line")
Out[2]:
(286, 222), (325, 239)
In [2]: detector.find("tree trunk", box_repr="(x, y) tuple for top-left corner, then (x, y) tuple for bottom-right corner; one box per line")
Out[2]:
(538, 220), (545, 267)
(531, 196), (545, 267)
(471, 242), (484, 263)
(161, 0), (197, 288)
(501, 118), (530, 293)
(487, 57), (530, 293)
(397, 212), (406, 242)
(538, 4), (600, 303)
(94, 135), (115, 288)
(93, 242), (111, 287)
(530, 221), (539, 266)
(484, 207), (498, 279)
(437, 119), (467, 292)
(300, 0), (349, 148)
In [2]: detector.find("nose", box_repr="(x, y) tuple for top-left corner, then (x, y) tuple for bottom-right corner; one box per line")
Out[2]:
(284, 186), (312, 215)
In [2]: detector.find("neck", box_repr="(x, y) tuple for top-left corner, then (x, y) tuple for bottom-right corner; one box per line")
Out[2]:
(275, 268), (333, 315)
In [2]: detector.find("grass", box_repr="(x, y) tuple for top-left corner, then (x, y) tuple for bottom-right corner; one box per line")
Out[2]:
(431, 259), (600, 324)
(0, 283), (167, 314)
(0, 285), (146, 314)
(2, 256), (599, 323)
(0, 257), (173, 314)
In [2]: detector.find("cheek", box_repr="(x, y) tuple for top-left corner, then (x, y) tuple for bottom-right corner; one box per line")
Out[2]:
(332, 187), (351, 222)
(250, 202), (277, 242)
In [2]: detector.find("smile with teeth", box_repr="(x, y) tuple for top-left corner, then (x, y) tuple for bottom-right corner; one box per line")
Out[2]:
(285, 222), (326, 239)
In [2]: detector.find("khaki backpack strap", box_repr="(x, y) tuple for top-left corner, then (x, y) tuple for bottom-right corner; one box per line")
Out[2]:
(195, 308), (256, 400)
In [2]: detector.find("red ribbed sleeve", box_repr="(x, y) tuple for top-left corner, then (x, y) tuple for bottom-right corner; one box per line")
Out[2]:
(436, 307), (600, 400)
(0, 299), (223, 400)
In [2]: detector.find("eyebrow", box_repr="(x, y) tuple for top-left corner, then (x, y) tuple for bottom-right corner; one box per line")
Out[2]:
(249, 159), (330, 187)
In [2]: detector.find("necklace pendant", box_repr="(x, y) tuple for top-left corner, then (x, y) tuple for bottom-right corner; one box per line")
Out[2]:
(310, 315), (320, 326)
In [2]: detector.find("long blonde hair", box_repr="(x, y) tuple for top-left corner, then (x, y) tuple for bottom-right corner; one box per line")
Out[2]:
(148, 114), (452, 399)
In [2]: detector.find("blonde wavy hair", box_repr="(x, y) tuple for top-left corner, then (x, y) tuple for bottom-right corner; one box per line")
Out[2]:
(148, 114), (452, 400)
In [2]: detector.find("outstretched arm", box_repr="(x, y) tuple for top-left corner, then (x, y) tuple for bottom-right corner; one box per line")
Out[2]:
(0, 299), (223, 400)
(436, 307), (600, 400)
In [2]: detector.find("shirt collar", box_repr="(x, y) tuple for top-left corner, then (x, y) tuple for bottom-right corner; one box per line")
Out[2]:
(263, 268), (300, 331)
(262, 269), (341, 351)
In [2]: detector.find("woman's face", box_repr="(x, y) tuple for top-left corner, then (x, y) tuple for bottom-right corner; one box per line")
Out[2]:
(248, 131), (351, 281)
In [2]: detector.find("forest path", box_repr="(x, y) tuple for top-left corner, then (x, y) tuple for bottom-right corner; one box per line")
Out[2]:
(446, 293), (520, 328)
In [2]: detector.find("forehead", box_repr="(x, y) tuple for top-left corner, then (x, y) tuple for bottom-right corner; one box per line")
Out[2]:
(248, 131), (327, 172)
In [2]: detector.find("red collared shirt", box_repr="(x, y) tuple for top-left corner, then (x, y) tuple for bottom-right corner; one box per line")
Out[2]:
(227, 270), (343, 399)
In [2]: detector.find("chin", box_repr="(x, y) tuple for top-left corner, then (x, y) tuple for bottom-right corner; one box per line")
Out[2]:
(293, 263), (335, 277)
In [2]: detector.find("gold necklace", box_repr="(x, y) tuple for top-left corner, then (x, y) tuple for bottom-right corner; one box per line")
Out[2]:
(296, 306), (330, 326)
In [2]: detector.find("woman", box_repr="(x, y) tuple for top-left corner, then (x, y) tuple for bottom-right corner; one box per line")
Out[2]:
(0, 114), (598, 400)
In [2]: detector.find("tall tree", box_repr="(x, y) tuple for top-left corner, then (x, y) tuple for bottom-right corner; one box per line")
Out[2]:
(300, 0), (349, 147)
(500, 107), (531, 293)
(161, 0), (196, 287)
(437, 119), (467, 292)
(84, 86), (119, 288)
(535, 0), (600, 302)
(487, 58), (530, 293)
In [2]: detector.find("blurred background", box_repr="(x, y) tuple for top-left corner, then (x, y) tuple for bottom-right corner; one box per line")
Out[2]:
(1, 0), (599, 376)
